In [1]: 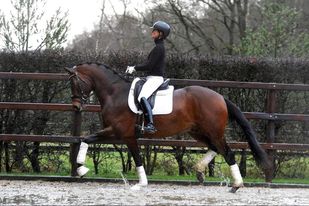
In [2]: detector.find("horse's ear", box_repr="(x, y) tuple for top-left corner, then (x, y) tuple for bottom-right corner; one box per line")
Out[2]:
(64, 67), (74, 74)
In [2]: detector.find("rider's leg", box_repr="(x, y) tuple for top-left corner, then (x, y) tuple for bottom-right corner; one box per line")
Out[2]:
(137, 76), (163, 133)
(140, 97), (156, 133)
(137, 76), (164, 101)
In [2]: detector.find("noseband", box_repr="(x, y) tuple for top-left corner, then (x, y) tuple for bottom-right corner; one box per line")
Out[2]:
(68, 71), (91, 103)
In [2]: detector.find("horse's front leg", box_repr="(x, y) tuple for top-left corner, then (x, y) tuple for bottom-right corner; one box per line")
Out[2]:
(76, 126), (114, 177)
(125, 137), (148, 190)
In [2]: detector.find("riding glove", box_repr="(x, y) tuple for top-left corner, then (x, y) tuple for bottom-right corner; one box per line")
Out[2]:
(126, 66), (136, 74)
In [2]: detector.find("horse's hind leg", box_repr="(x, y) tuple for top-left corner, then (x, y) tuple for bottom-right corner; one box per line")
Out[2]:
(193, 134), (244, 192)
(215, 141), (244, 193)
(194, 149), (217, 183)
(190, 132), (219, 184)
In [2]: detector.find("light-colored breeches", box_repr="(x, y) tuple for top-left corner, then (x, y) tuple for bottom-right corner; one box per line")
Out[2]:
(137, 76), (164, 102)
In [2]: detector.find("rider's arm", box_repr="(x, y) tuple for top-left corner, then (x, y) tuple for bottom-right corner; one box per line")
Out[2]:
(135, 46), (162, 71)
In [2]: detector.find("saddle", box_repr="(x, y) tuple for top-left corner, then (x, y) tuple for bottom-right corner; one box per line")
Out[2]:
(128, 77), (174, 115)
(133, 78), (170, 110)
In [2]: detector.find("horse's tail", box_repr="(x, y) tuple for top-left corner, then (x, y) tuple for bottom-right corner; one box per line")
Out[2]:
(224, 98), (272, 177)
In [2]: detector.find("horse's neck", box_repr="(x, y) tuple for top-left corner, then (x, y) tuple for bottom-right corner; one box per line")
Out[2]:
(92, 70), (130, 107)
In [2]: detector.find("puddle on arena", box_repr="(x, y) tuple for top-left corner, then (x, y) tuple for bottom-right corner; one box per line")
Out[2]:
(0, 193), (85, 205)
(206, 197), (218, 204)
(0, 194), (47, 205)
(210, 164), (230, 187)
(161, 195), (185, 201)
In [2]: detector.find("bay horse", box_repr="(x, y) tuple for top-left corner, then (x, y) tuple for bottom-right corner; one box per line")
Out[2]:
(64, 63), (272, 193)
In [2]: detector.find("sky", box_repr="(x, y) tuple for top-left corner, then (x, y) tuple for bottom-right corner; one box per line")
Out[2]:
(48, 0), (107, 40)
(0, 0), (146, 44)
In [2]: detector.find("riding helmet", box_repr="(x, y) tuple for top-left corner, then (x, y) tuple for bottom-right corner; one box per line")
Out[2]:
(151, 21), (170, 39)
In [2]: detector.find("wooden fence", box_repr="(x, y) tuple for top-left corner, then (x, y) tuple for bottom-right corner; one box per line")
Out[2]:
(0, 72), (308, 181)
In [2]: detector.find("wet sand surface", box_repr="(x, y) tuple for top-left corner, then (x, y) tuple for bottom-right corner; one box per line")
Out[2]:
(0, 180), (308, 205)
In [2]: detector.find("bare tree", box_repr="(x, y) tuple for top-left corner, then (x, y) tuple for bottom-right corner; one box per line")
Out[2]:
(0, 0), (70, 173)
(68, 0), (150, 53)
(0, 0), (69, 52)
(66, 0), (251, 64)
(196, 0), (250, 54)
(95, 0), (106, 53)
(136, 0), (250, 55)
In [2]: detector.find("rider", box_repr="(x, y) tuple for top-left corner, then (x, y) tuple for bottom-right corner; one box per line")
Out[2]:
(126, 20), (170, 134)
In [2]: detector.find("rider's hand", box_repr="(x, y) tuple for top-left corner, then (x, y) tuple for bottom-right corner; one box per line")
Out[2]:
(126, 66), (136, 74)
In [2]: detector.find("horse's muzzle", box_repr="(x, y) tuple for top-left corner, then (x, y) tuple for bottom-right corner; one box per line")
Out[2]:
(72, 99), (83, 112)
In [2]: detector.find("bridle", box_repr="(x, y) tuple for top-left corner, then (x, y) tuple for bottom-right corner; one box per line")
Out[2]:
(68, 71), (91, 104)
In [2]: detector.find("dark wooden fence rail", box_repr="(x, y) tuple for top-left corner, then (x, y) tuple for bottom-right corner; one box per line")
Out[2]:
(0, 72), (309, 180)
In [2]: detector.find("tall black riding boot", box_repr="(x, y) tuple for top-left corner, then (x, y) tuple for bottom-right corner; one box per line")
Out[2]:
(140, 97), (157, 134)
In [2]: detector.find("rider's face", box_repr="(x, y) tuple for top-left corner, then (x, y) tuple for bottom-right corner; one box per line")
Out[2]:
(151, 30), (160, 39)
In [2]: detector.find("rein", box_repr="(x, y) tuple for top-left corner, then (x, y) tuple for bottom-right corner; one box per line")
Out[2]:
(96, 63), (132, 83)
(68, 63), (133, 104)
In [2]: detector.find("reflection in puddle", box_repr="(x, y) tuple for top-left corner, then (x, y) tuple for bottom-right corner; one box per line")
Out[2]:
(0, 194), (84, 205)
(0, 189), (102, 205)
(1, 194), (47, 205)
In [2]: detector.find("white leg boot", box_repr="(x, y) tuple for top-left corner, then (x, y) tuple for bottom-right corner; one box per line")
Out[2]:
(131, 166), (148, 190)
(230, 164), (244, 187)
(195, 150), (217, 172)
(76, 142), (89, 177)
(77, 142), (88, 164)
(194, 150), (217, 183)
(77, 165), (90, 177)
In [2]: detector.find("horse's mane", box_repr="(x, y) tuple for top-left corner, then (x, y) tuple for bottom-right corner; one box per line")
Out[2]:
(76, 62), (131, 83)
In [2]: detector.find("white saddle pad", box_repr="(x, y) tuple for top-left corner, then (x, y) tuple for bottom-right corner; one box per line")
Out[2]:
(128, 78), (174, 115)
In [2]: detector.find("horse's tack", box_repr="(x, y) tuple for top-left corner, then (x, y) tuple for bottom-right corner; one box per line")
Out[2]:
(132, 77), (172, 137)
(69, 71), (92, 103)
(128, 77), (174, 115)
(133, 78), (154, 109)
(133, 78), (171, 110)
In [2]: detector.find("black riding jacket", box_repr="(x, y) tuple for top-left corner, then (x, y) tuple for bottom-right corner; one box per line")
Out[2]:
(135, 38), (165, 77)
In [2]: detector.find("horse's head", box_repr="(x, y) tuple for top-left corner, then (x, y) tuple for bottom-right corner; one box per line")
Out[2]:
(64, 66), (93, 111)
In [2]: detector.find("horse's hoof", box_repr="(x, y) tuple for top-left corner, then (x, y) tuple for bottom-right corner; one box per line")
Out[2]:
(77, 166), (89, 177)
(196, 171), (205, 184)
(229, 184), (243, 193)
(130, 183), (147, 191)
(229, 187), (240, 193)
